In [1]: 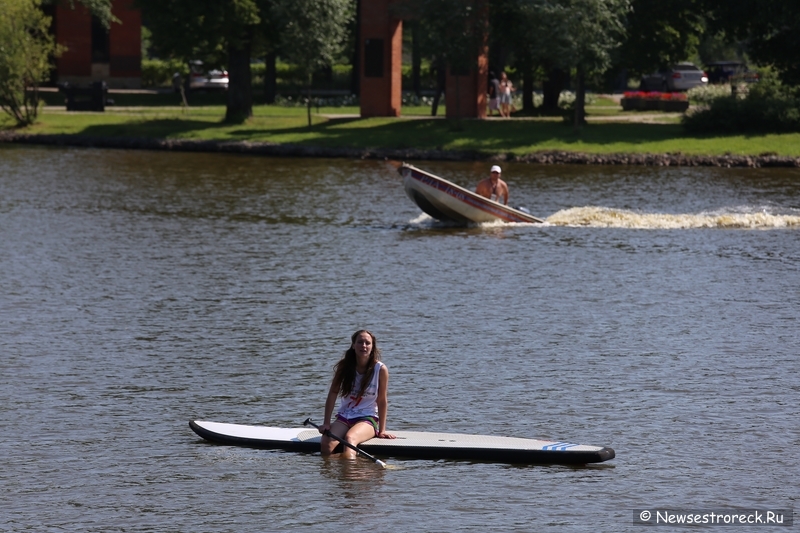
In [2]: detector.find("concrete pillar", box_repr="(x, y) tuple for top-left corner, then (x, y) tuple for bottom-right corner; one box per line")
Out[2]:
(359, 0), (403, 117)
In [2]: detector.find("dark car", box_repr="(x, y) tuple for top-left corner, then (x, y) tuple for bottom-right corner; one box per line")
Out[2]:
(706, 61), (759, 84)
(640, 63), (708, 92)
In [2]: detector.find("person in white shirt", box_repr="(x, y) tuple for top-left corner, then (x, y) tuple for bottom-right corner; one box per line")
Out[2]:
(319, 330), (395, 458)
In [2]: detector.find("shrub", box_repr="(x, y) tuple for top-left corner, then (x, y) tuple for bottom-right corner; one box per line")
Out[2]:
(143, 59), (354, 92)
(141, 58), (187, 88)
(258, 61), (352, 92)
(273, 94), (359, 108)
(557, 91), (596, 107)
(687, 84), (732, 105)
(683, 73), (800, 133)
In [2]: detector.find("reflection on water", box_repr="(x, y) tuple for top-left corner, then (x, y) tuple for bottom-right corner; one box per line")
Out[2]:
(319, 456), (390, 484)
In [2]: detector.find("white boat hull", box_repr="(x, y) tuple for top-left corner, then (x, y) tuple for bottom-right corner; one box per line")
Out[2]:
(400, 163), (544, 224)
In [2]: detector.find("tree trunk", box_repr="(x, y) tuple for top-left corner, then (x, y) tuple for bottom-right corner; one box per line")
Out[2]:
(542, 67), (568, 115)
(351, 0), (361, 97)
(431, 60), (446, 117)
(264, 51), (277, 104)
(489, 42), (507, 82)
(225, 36), (253, 123)
(412, 21), (421, 97)
(522, 66), (534, 112)
(306, 78), (313, 127)
(453, 70), (462, 127)
(574, 65), (586, 131)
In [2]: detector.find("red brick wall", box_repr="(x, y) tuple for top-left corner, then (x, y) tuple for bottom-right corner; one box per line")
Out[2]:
(54, 4), (92, 77)
(110, 0), (141, 77)
(53, 0), (141, 84)
(445, 45), (488, 119)
(359, 0), (402, 117)
(360, 0), (488, 119)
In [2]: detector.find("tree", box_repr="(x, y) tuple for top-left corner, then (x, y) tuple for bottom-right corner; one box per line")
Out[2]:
(0, 0), (62, 126)
(490, 0), (555, 113)
(273, 0), (353, 126)
(496, 0), (628, 123)
(559, 0), (630, 127)
(399, 0), (488, 119)
(618, 0), (706, 77)
(45, 0), (116, 25)
(707, 0), (800, 85)
(137, 0), (353, 123)
(136, 0), (269, 122)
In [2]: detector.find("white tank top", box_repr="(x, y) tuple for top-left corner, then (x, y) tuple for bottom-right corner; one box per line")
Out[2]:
(337, 361), (384, 419)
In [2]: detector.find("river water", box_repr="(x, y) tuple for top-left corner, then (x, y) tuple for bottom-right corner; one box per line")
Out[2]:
(1, 145), (798, 532)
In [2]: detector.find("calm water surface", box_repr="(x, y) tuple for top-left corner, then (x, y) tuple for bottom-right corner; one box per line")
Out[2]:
(1, 145), (799, 532)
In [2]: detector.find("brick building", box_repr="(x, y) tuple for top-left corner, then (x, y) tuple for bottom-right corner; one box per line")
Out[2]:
(359, 0), (487, 119)
(47, 0), (142, 88)
(44, 1), (484, 112)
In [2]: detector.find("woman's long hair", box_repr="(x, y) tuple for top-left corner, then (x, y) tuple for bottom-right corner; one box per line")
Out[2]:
(332, 330), (381, 398)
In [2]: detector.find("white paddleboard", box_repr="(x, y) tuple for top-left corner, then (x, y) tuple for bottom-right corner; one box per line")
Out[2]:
(190, 420), (615, 465)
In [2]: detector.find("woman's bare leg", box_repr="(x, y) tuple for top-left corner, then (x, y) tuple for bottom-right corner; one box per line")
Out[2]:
(340, 422), (378, 460)
(320, 419), (350, 456)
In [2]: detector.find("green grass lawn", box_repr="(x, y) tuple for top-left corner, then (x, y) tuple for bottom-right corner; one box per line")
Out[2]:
(4, 96), (800, 157)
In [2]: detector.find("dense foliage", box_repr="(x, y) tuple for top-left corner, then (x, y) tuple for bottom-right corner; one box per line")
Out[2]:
(706, 0), (800, 86)
(619, 0), (705, 77)
(491, 0), (629, 124)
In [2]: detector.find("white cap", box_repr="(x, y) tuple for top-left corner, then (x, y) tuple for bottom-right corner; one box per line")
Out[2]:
(490, 165), (502, 173)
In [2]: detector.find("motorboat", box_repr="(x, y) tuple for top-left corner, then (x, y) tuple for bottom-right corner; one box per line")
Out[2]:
(399, 163), (544, 224)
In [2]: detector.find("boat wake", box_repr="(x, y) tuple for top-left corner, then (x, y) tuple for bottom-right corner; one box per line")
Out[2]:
(407, 212), (469, 228)
(546, 206), (800, 229)
(406, 213), (538, 229)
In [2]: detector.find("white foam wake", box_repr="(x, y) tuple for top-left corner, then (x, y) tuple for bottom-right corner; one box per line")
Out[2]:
(546, 207), (800, 229)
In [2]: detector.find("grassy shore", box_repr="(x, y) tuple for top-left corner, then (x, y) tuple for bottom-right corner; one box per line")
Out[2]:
(3, 92), (800, 158)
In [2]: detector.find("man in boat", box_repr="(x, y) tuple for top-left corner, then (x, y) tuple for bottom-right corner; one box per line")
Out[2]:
(475, 165), (509, 205)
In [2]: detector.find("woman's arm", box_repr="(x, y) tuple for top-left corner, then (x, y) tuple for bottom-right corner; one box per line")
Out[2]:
(320, 381), (339, 434)
(376, 365), (395, 438)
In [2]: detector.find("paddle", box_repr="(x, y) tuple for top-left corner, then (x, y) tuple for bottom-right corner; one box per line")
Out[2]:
(303, 418), (387, 469)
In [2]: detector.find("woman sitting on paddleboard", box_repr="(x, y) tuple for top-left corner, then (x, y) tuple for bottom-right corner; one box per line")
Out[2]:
(319, 330), (395, 457)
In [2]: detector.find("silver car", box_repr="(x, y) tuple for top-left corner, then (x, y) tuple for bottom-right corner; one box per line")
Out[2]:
(640, 63), (708, 92)
(172, 61), (229, 93)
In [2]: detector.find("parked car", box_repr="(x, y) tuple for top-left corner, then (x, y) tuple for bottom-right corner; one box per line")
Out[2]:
(706, 61), (759, 84)
(639, 63), (708, 92)
(177, 60), (228, 92)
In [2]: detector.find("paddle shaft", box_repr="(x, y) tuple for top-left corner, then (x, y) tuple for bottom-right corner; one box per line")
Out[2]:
(303, 418), (387, 468)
